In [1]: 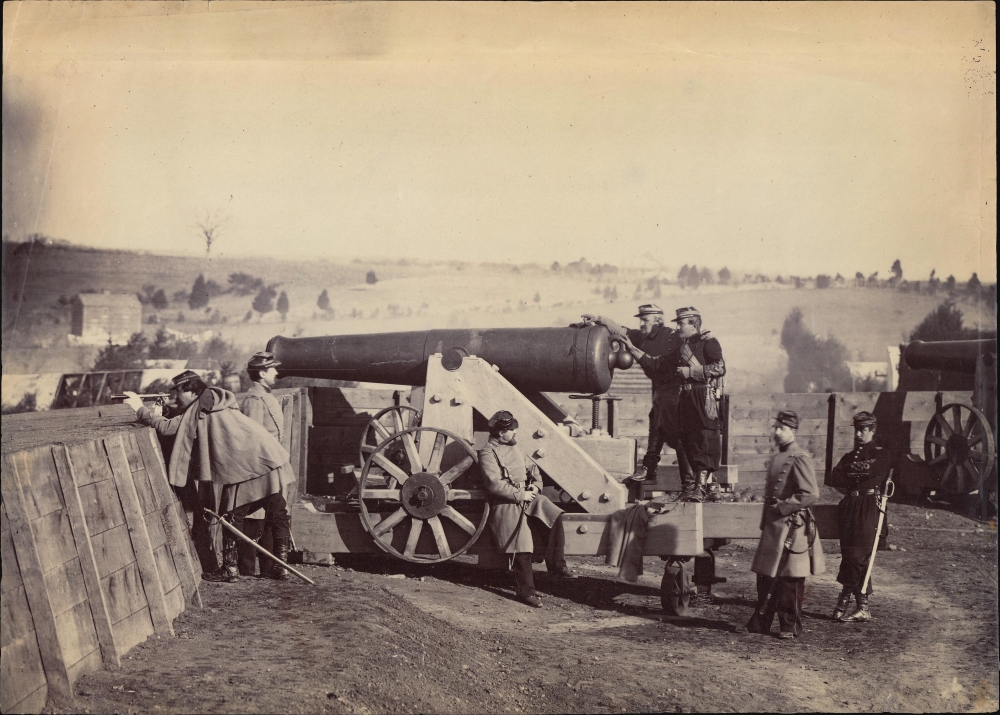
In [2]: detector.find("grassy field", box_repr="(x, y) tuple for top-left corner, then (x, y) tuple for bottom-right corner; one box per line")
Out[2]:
(3, 241), (995, 392)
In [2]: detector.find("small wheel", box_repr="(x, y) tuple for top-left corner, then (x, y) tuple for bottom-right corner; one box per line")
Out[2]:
(358, 426), (489, 563)
(359, 405), (422, 483)
(924, 403), (996, 496)
(661, 559), (693, 616)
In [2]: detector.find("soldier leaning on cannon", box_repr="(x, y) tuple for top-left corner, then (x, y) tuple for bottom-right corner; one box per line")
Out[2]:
(123, 370), (294, 583)
(581, 304), (689, 487)
(236, 352), (294, 581)
(619, 307), (726, 501)
(747, 410), (826, 639)
(826, 411), (892, 623)
(479, 411), (574, 608)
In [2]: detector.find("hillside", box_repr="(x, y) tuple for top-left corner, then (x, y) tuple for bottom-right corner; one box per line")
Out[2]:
(2, 241), (995, 392)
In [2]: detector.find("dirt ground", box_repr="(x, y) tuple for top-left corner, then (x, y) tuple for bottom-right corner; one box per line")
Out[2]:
(50, 499), (998, 715)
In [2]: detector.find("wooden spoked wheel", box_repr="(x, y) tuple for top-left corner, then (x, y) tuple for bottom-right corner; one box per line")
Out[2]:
(924, 403), (996, 496)
(358, 405), (422, 486)
(358, 426), (489, 563)
(661, 558), (693, 616)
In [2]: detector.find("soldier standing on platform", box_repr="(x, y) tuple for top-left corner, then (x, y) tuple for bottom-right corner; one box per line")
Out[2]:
(619, 307), (726, 500)
(479, 411), (574, 608)
(237, 351), (294, 580)
(581, 305), (682, 485)
(747, 410), (826, 638)
(826, 410), (892, 622)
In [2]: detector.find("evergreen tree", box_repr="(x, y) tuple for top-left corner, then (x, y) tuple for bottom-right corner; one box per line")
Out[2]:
(188, 273), (210, 310)
(277, 291), (290, 321)
(317, 289), (331, 312)
(718, 267), (731, 284)
(253, 286), (277, 316)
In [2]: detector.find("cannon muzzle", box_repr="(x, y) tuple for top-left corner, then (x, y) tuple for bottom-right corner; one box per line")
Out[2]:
(903, 339), (997, 374)
(267, 326), (632, 394)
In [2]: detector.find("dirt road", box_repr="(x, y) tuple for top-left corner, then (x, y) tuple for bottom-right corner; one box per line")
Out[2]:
(51, 501), (997, 714)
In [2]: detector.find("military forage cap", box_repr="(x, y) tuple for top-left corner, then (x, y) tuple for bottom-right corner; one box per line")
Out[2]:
(634, 303), (665, 318)
(775, 410), (800, 430)
(488, 410), (519, 434)
(672, 306), (702, 323)
(247, 351), (282, 371)
(853, 411), (877, 428)
(171, 370), (202, 390)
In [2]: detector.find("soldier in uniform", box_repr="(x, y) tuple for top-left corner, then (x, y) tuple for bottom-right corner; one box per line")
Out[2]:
(580, 305), (682, 484)
(826, 411), (892, 622)
(123, 370), (293, 583)
(747, 410), (826, 638)
(619, 307), (726, 500)
(479, 411), (574, 608)
(237, 352), (294, 580)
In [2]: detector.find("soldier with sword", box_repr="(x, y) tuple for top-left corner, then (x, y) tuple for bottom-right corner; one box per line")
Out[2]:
(826, 411), (893, 622)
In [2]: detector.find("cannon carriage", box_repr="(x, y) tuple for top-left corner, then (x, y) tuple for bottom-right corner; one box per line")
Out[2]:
(268, 325), (841, 614)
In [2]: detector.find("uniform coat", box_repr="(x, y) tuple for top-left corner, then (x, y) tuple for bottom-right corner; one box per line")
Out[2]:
(138, 387), (293, 510)
(240, 382), (285, 441)
(826, 441), (892, 591)
(751, 441), (826, 578)
(478, 439), (564, 554)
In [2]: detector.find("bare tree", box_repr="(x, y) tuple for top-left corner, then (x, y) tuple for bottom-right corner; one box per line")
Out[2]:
(195, 210), (227, 257)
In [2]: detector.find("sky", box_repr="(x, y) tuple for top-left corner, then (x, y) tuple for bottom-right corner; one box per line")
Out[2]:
(2, 1), (996, 281)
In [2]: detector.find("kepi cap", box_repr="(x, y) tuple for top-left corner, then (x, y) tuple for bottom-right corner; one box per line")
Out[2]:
(171, 370), (202, 390)
(488, 410), (519, 434)
(634, 303), (664, 318)
(852, 411), (877, 428)
(247, 351), (282, 371)
(775, 410), (799, 430)
(672, 306), (702, 323)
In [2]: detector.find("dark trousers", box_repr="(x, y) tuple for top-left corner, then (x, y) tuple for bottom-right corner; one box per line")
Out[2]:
(512, 518), (568, 597)
(755, 574), (805, 636)
(678, 392), (721, 474)
(226, 493), (290, 554)
(643, 389), (693, 482)
(238, 518), (267, 576)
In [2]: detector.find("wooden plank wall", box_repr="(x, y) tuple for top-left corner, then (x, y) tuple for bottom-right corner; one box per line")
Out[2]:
(0, 427), (199, 714)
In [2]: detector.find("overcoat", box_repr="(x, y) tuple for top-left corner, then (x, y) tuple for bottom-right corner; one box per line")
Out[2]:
(750, 440), (826, 578)
(138, 387), (293, 510)
(478, 439), (563, 554)
(240, 382), (285, 441)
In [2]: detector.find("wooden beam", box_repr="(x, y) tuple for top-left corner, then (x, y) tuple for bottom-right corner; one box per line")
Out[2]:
(50, 446), (121, 668)
(103, 435), (174, 637)
(1, 453), (74, 706)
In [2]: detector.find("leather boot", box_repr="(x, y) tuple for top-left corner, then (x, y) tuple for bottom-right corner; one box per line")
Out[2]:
(832, 587), (853, 620)
(705, 474), (722, 502)
(680, 472), (707, 502)
(270, 536), (290, 581)
(841, 593), (871, 622)
(203, 537), (239, 583)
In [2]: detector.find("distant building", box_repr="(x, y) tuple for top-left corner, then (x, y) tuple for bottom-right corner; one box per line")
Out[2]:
(70, 292), (142, 345)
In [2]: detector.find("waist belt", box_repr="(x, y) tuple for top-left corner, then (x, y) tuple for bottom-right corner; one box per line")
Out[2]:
(849, 489), (878, 496)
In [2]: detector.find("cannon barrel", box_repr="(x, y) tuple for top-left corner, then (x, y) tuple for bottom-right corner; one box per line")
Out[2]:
(267, 326), (628, 394)
(903, 339), (997, 374)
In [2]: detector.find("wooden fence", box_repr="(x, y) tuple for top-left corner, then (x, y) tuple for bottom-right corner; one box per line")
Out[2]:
(1, 420), (201, 714)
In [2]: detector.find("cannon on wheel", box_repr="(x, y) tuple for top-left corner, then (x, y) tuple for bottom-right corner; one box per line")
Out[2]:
(903, 339), (998, 519)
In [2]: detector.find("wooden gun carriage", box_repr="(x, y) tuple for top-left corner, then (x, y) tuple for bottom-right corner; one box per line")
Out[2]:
(268, 326), (843, 615)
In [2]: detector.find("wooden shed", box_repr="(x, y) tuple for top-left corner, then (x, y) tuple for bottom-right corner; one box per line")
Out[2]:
(70, 293), (142, 343)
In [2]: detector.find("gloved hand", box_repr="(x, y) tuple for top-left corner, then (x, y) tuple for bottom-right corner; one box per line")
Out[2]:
(522, 488), (537, 503)
(581, 314), (601, 324)
(676, 366), (692, 379)
(122, 391), (144, 412)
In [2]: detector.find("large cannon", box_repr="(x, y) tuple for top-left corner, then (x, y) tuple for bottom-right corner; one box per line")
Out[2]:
(267, 326), (633, 395)
(902, 339), (997, 518)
